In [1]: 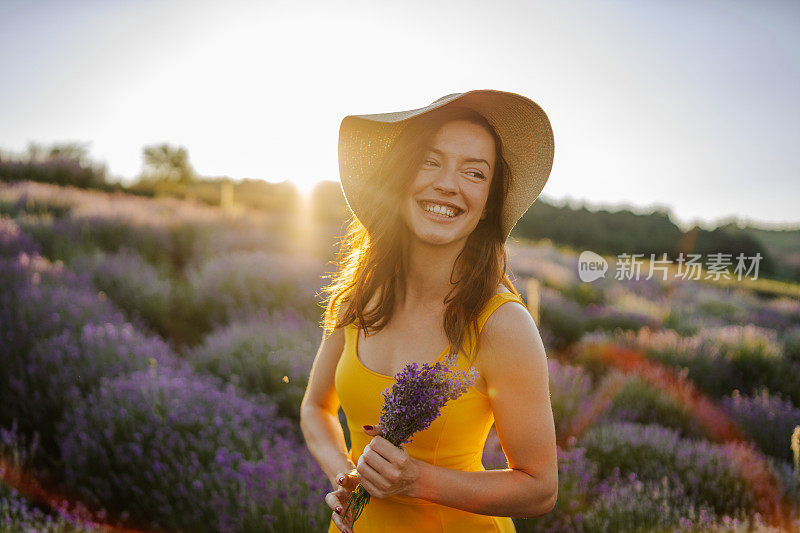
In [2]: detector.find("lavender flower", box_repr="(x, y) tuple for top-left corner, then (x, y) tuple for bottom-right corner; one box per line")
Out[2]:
(344, 358), (478, 525)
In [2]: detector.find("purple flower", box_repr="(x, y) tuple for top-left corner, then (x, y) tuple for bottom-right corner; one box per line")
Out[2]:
(378, 359), (479, 447)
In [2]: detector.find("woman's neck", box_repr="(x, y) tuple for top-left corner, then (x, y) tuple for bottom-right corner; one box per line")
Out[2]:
(398, 235), (467, 312)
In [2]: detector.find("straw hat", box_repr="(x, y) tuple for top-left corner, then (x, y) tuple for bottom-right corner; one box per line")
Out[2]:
(338, 89), (554, 243)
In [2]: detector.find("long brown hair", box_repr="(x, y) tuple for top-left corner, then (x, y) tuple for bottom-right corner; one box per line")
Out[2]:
(321, 105), (521, 364)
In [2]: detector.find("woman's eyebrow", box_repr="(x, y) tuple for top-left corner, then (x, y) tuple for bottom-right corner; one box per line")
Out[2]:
(428, 148), (490, 168)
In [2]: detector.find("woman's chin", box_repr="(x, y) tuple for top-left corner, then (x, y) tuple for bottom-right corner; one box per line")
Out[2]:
(409, 226), (465, 247)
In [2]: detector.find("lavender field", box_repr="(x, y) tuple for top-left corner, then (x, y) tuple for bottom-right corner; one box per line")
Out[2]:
(1, 180), (799, 532)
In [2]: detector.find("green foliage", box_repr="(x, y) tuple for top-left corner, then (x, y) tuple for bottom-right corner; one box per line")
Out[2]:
(0, 142), (108, 190)
(140, 143), (197, 184)
(513, 200), (683, 262)
(691, 223), (776, 278)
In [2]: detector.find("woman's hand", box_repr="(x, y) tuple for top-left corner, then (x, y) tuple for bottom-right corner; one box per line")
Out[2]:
(356, 423), (423, 499)
(326, 469), (358, 533)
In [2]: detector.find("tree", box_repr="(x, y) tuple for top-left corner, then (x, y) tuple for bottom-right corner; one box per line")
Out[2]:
(141, 143), (197, 184)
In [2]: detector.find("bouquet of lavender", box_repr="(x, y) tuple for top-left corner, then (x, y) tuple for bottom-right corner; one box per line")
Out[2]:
(343, 355), (479, 525)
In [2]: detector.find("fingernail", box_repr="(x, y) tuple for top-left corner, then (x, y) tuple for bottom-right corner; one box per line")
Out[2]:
(337, 475), (344, 484)
(363, 424), (373, 431)
(335, 506), (342, 515)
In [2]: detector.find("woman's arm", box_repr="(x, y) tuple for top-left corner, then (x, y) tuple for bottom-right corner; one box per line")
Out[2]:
(410, 459), (554, 518)
(300, 326), (357, 489)
(358, 300), (558, 518)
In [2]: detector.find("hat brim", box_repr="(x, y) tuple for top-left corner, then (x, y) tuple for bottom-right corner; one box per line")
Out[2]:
(338, 89), (554, 242)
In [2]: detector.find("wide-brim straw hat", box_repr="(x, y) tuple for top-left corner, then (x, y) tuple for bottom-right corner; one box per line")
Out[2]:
(338, 89), (554, 243)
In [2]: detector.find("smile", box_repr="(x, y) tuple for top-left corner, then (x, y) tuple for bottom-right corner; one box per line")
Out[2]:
(417, 200), (463, 220)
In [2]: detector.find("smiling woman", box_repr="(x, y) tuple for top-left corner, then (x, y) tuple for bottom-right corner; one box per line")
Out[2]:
(300, 90), (557, 533)
(402, 119), (496, 249)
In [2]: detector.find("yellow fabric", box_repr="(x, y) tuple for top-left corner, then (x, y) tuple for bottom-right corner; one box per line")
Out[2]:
(328, 291), (524, 532)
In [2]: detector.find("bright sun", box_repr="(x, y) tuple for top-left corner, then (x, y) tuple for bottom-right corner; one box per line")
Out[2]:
(293, 178), (319, 199)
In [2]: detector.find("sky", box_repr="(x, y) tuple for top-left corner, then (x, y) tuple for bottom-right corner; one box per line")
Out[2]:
(1, 0), (798, 231)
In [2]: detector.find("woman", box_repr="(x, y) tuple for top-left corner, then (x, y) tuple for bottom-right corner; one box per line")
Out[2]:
(300, 90), (558, 532)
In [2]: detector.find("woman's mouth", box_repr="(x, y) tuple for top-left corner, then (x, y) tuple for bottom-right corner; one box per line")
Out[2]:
(416, 200), (463, 221)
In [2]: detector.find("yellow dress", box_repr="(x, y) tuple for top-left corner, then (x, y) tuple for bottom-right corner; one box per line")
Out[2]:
(328, 291), (523, 532)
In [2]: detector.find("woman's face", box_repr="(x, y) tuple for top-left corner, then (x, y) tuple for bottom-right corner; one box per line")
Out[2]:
(401, 119), (496, 247)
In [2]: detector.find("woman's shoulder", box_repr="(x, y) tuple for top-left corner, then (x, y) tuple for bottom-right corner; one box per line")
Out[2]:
(478, 286), (545, 369)
(482, 284), (534, 339)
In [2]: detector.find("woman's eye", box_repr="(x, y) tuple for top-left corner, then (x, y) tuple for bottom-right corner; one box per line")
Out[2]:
(423, 159), (438, 167)
(467, 171), (486, 179)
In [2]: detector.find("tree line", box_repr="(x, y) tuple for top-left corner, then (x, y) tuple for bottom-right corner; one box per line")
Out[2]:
(0, 141), (794, 282)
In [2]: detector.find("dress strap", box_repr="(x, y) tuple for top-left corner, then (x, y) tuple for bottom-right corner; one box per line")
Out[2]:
(477, 291), (526, 335)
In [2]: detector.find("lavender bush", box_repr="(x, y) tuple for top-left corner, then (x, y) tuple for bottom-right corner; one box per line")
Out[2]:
(512, 445), (724, 533)
(538, 286), (588, 349)
(2, 182), (232, 274)
(721, 388), (800, 463)
(585, 325), (800, 405)
(57, 363), (324, 532)
(578, 421), (756, 517)
(506, 240), (580, 287)
(746, 296), (800, 336)
(0, 186), (74, 218)
(0, 215), (40, 258)
(661, 283), (751, 335)
(582, 304), (662, 334)
(0, 252), (129, 432)
(11, 321), (181, 454)
(703, 514), (796, 532)
(578, 473), (719, 533)
(15, 215), (99, 264)
(185, 250), (326, 329)
(598, 375), (706, 439)
(480, 426), (508, 471)
(186, 309), (320, 421)
(1, 421), (102, 532)
(0, 244), (182, 461)
(69, 249), (173, 333)
(545, 360), (596, 443)
(0, 482), (101, 533)
(512, 446), (607, 533)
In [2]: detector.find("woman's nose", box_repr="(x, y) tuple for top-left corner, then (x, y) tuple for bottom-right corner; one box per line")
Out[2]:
(432, 166), (458, 193)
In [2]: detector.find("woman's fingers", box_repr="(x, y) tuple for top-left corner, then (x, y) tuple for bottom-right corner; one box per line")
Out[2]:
(329, 496), (354, 532)
(326, 489), (356, 529)
(362, 423), (382, 437)
(361, 442), (395, 477)
(340, 471), (360, 491)
(331, 509), (350, 532)
(325, 491), (339, 510)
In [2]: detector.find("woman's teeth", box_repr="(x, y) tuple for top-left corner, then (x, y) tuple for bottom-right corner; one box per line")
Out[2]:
(420, 201), (460, 218)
